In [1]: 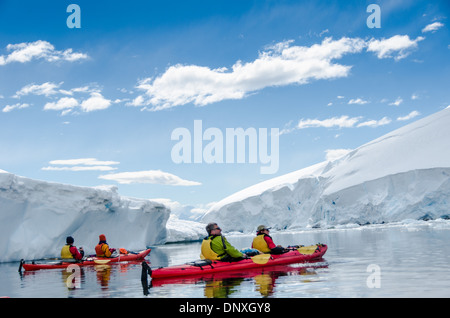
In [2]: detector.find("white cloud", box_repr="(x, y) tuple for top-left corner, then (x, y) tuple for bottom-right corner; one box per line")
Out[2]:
(129, 37), (366, 110)
(297, 115), (361, 129)
(129, 35), (425, 110)
(366, 35), (424, 61)
(49, 158), (120, 166)
(98, 170), (202, 186)
(422, 22), (444, 33)
(44, 92), (113, 113)
(11, 82), (113, 113)
(397, 110), (420, 121)
(2, 102), (30, 113)
(59, 85), (100, 96)
(44, 97), (79, 111)
(0, 40), (88, 66)
(282, 114), (395, 134)
(357, 116), (391, 127)
(389, 97), (403, 106)
(80, 92), (112, 112)
(43, 158), (119, 172)
(42, 166), (117, 171)
(14, 82), (62, 98)
(348, 98), (369, 105)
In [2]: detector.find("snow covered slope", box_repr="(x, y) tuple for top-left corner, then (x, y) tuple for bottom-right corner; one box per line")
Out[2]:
(0, 172), (170, 262)
(203, 107), (450, 232)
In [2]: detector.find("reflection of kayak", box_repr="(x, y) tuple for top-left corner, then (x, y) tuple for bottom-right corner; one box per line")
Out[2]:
(150, 244), (327, 279)
(19, 249), (151, 271)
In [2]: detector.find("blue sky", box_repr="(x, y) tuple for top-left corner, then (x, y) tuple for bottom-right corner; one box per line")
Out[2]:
(0, 0), (449, 209)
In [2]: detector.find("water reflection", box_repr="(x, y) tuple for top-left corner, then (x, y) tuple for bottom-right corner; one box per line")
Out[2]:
(19, 260), (146, 294)
(8, 221), (449, 298)
(143, 260), (328, 298)
(94, 265), (112, 288)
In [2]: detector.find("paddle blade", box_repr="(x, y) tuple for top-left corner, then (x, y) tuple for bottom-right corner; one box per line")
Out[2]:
(297, 245), (318, 255)
(251, 254), (271, 264)
(94, 259), (111, 264)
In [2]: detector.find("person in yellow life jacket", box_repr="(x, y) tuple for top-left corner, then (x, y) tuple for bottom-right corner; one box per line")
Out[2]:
(61, 236), (84, 260)
(95, 234), (116, 257)
(252, 225), (287, 255)
(201, 223), (249, 262)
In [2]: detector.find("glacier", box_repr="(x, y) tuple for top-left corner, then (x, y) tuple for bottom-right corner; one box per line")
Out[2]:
(0, 173), (171, 263)
(1, 107), (450, 263)
(202, 107), (450, 232)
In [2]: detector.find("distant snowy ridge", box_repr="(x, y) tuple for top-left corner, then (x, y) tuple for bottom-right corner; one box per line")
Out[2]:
(203, 107), (450, 232)
(0, 172), (170, 262)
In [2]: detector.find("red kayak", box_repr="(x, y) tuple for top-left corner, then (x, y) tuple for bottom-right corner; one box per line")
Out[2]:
(150, 244), (327, 279)
(150, 259), (328, 287)
(19, 249), (151, 271)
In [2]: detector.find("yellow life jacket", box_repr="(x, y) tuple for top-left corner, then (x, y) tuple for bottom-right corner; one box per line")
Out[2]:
(61, 245), (74, 259)
(200, 237), (221, 260)
(252, 234), (271, 253)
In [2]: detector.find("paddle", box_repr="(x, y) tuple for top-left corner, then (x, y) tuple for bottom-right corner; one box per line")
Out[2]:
(250, 254), (272, 265)
(94, 259), (111, 264)
(297, 245), (318, 255)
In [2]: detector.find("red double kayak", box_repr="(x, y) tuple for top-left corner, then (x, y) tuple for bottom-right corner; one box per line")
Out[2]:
(150, 244), (327, 279)
(19, 248), (151, 271)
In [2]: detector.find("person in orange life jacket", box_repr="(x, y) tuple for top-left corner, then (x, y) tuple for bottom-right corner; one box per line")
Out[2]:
(252, 225), (287, 255)
(61, 236), (84, 260)
(95, 234), (116, 257)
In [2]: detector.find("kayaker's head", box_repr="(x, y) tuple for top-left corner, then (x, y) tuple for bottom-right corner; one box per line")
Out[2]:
(257, 225), (271, 234)
(99, 234), (107, 243)
(206, 223), (222, 236)
(66, 236), (74, 245)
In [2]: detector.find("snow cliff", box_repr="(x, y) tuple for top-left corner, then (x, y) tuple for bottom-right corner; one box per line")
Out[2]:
(0, 173), (170, 262)
(203, 107), (450, 232)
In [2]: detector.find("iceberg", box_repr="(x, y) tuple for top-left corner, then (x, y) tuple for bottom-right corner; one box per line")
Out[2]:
(202, 107), (450, 232)
(0, 173), (171, 262)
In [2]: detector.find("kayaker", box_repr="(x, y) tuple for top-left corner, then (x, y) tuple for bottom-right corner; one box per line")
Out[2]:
(61, 236), (84, 260)
(95, 234), (116, 257)
(201, 223), (249, 262)
(252, 225), (287, 254)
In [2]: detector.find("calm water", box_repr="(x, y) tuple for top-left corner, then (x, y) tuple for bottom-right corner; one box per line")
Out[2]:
(1, 220), (450, 298)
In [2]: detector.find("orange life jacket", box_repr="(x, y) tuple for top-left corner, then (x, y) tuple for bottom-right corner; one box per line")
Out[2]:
(95, 243), (111, 257)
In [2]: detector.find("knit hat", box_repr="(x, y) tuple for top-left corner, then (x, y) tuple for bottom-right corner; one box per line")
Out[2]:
(99, 234), (106, 242)
(66, 236), (74, 244)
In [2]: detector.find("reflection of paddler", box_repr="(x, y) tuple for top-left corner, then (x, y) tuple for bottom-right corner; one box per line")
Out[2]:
(254, 274), (275, 297)
(95, 264), (111, 287)
(204, 277), (243, 298)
